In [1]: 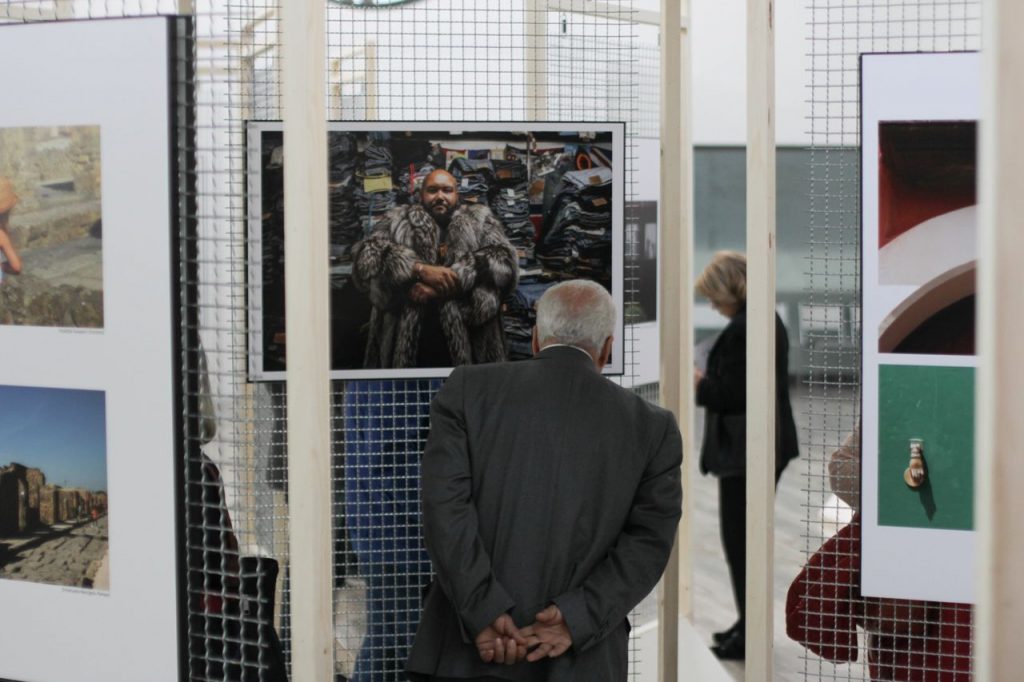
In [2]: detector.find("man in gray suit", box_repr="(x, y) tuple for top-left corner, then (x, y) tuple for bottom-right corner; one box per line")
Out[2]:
(406, 279), (683, 681)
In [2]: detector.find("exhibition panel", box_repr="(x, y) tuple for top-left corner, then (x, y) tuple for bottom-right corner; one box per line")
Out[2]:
(0, 15), (188, 682)
(797, 1), (980, 680)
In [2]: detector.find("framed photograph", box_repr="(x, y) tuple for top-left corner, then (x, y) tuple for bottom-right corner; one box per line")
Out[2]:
(0, 17), (185, 682)
(860, 51), (979, 603)
(247, 121), (626, 380)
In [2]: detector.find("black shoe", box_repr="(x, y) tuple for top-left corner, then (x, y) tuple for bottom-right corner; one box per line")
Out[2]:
(711, 630), (745, 661)
(712, 621), (742, 645)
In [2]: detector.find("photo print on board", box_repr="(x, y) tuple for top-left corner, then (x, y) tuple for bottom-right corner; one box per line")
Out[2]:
(0, 384), (109, 591)
(0, 126), (103, 329)
(876, 120), (977, 355)
(859, 51), (980, 603)
(247, 121), (625, 380)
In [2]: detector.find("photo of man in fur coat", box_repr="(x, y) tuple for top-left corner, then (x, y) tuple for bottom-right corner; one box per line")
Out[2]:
(352, 169), (519, 369)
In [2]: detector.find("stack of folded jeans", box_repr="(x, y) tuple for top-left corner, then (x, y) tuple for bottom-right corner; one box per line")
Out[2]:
(537, 175), (613, 285)
(329, 132), (359, 185)
(560, 166), (613, 192)
(503, 276), (558, 360)
(328, 134), (362, 253)
(448, 157), (492, 205)
(489, 159), (535, 267)
(354, 134), (396, 237)
(329, 181), (360, 257)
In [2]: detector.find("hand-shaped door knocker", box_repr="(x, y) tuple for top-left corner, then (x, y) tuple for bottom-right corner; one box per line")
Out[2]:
(903, 439), (926, 488)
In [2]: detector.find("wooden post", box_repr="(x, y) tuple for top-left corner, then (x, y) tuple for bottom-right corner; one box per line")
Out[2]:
(282, 1), (333, 680)
(524, 0), (549, 119)
(745, 0), (776, 679)
(976, 0), (1024, 679)
(660, 0), (694, 679)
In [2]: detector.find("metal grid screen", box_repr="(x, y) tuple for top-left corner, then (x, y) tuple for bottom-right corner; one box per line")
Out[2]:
(195, 2), (650, 681)
(322, 4), (646, 680)
(802, 0), (980, 680)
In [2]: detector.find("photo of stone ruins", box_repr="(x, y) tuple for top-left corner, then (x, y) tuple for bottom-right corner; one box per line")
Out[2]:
(0, 464), (108, 589)
(0, 125), (102, 328)
(0, 385), (109, 590)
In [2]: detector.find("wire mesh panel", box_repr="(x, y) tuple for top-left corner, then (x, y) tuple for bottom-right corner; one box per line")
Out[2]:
(184, 2), (293, 680)
(323, 2), (647, 679)
(801, 1), (980, 679)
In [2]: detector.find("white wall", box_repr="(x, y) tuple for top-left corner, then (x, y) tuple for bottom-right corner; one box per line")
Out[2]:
(688, 0), (810, 146)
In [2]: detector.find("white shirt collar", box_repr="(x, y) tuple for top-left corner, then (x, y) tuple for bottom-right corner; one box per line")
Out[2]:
(540, 343), (594, 360)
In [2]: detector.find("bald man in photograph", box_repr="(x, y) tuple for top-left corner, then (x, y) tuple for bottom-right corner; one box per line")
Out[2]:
(352, 169), (519, 369)
(407, 280), (683, 681)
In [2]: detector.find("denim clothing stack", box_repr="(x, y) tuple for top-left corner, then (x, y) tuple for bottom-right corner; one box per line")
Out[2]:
(447, 156), (492, 205)
(489, 159), (535, 267)
(537, 166), (614, 286)
(354, 133), (397, 237)
(328, 133), (362, 274)
(502, 276), (558, 360)
(329, 132), (359, 186)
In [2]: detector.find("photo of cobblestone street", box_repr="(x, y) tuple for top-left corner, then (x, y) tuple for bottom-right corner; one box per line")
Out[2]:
(0, 516), (108, 589)
(0, 385), (109, 590)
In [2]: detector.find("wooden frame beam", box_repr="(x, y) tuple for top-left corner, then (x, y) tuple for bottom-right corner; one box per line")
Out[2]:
(977, 0), (1024, 679)
(282, 1), (333, 679)
(659, 0), (694, 679)
(745, 0), (776, 679)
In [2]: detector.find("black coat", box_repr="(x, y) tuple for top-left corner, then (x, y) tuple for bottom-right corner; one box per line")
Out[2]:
(407, 346), (683, 681)
(697, 308), (799, 477)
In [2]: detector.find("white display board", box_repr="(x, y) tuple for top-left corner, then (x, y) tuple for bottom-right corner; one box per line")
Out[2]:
(0, 17), (182, 681)
(860, 51), (979, 603)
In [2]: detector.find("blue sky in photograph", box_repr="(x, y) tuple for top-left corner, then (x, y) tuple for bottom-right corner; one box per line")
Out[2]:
(0, 385), (107, 491)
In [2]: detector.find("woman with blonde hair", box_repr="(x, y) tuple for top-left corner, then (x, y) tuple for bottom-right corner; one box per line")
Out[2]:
(0, 178), (24, 279)
(694, 250), (799, 660)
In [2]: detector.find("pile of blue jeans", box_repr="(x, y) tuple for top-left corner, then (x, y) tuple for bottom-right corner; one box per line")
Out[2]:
(447, 156), (491, 205)
(489, 159), (535, 267)
(354, 133), (397, 238)
(329, 134), (362, 257)
(537, 169), (613, 286)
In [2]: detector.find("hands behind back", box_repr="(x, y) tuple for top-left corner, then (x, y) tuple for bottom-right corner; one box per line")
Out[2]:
(475, 606), (574, 666)
(475, 614), (528, 665)
(521, 605), (573, 663)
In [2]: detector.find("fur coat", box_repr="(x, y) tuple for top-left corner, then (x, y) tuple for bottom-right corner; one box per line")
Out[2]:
(352, 202), (519, 368)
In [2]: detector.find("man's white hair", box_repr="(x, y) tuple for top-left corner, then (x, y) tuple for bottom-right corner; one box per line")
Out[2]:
(535, 279), (616, 353)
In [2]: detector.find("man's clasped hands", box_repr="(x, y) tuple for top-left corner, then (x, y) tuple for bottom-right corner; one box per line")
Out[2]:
(474, 606), (573, 665)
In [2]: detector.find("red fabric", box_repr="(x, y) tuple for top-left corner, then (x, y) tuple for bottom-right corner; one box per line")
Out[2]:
(786, 515), (973, 681)
(785, 518), (861, 662)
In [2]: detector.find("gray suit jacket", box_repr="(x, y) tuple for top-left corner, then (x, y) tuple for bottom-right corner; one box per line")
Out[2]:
(407, 346), (683, 681)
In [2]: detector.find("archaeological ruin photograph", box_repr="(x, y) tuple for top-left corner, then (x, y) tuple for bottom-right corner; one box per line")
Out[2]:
(0, 125), (103, 328)
(0, 384), (109, 590)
